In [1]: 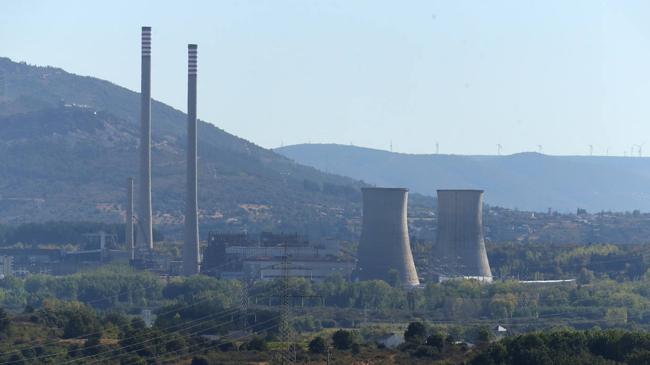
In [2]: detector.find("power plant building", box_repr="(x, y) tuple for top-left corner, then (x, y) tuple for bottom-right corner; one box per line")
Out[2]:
(203, 232), (353, 281)
(432, 189), (492, 283)
(356, 188), (420, 287)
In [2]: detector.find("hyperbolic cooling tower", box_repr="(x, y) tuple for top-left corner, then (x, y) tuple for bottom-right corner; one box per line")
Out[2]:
(182, 44), (200, 276)
(357, 188), (420, 286)
(138, 26), (154, 251)
(433, 190), (492, 281)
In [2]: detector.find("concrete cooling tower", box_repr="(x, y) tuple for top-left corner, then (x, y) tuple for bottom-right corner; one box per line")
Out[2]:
(357, 188), (420, 287)
(433, 189), (492, 282)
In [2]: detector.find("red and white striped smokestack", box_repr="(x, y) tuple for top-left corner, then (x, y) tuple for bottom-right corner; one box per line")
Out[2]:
(183, 44), (200, 275)
(138, 26), (154, 252)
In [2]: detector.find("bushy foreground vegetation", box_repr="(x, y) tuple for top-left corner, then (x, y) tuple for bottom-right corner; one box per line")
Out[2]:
(2, 303), (650, 365)
(0, 241), (648, 362)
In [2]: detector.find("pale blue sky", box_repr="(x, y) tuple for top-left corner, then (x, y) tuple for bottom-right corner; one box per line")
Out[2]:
(2, 0), (650, 155)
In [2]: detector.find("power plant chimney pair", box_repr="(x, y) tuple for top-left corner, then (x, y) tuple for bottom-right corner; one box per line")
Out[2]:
(133, 27), (201, 275)
(357, 188), (420, 287)
(433, 190), (492, 282)
(183, 44), (201, 276)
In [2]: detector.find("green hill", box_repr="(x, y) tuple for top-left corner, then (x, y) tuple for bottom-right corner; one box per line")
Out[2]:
(0, 57), (394, 239)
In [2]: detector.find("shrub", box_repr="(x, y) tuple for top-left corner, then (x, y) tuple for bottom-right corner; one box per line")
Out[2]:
(309, 336), (327, 354)
(404, 322), (427, 344)
(332, 329), (355, 350)
(246, 336), (268, 351)
(191, 356), (210, 365)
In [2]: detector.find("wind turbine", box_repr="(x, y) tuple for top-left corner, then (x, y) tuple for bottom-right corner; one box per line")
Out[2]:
(589, 145), (593, 156)
(634, 143), (645, 157)
(537, 145), (543, 153)
(497, 144), (502, 156)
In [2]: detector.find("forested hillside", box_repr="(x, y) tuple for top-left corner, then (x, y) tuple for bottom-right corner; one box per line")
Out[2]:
(0, 58), (385, 239)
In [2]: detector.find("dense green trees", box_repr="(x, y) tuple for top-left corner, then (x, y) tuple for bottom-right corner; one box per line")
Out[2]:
(470, 330), (650, 365)
(488, 242), (648, 281)
(0, 265), (162, 309)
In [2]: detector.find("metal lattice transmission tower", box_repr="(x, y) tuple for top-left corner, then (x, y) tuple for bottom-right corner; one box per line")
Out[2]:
(278, 244), (296, 365)
(249, 244), (323, 365)
(240, 278), (250, 330)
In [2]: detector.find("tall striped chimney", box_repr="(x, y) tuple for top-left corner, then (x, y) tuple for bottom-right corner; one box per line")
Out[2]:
(126, 177), (135, 260)
(183, 44), (200, 275)
(138, 26), (154, 251)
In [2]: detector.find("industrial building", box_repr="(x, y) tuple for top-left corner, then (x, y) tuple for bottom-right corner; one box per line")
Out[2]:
(356, 187), (420, 287)
(432, 189), (493, 283)
(0, 256), (12, 278)
(0, 234), (131, 276)
(203, 232), (353, 281)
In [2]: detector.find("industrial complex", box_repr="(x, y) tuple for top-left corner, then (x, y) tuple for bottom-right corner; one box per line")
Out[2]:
(0, 26), (497, 288)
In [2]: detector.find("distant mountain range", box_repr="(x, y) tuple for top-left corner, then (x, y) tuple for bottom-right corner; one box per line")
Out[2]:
(0, 57), (400, 239)
(5, 56), (650, 245)
(276, 144), (650, 212)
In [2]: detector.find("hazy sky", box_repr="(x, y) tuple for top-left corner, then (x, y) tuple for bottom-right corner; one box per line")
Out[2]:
(2, 0), (650, 155)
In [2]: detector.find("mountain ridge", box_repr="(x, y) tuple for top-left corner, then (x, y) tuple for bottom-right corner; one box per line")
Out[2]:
(276, 143), (650, 212)
(0, 57), (390, 239)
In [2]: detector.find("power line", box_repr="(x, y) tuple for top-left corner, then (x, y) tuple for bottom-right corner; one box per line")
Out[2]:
(158, 317), (281, 364)
(0, 260), (245, 358)
(0, 270), (288, 363)
(56, 284), (291, 365)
